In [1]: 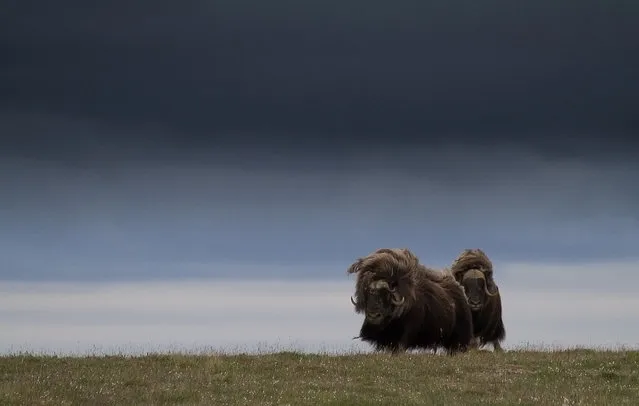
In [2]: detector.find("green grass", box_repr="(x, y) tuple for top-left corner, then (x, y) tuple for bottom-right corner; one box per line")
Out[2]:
(1, 347), (639, 405)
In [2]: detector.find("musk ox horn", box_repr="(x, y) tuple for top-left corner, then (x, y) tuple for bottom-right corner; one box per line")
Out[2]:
(370, 280), (405, 305)
(470, 269), (500, 297)
(391, 292), (405, 306)
(470, 269), (499, 297)
(485, 278), (499, 297)
(351, 296), (357, 306)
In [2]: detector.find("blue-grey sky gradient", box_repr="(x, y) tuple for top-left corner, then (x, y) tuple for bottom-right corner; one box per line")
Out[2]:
(2, 120), (639, 281)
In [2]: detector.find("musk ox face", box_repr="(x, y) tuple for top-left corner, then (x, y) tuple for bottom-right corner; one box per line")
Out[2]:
(351, 279), (405, 325)
(458, 268), (498, 312)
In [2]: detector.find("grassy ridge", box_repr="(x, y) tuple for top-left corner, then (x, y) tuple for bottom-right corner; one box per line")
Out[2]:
(1, 349), (638, 405)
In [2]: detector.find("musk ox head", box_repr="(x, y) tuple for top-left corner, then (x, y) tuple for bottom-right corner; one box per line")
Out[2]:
(457, 268), (498, 311)
(347, 248), (418, 325)
(451, 248), (499, 312)
(350, 278), (405, 325)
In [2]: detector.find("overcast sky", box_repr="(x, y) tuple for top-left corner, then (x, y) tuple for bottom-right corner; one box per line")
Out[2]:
(1, 1), (638, 352)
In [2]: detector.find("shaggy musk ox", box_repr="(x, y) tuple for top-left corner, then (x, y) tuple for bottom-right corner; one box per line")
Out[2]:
(451, 248), (506, 352)
(347, 248), (473, 355)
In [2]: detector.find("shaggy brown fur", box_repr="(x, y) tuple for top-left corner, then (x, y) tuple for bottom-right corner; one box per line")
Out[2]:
(347, 248), (473, 355)
(450, 248), (506, 352)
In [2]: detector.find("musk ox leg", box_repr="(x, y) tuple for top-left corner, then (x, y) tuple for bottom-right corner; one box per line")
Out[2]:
(444, 346), (463, 356)
(445, 292), (474, 356)
(487, 317), (506, 353)
(468, 337), (481, 351)
(391, 339), (410, 355)
(390, 331), (414, 355)
(494, 319), (506, 349)
(373, 343), (388, 353)
(390, 346), (405, 355)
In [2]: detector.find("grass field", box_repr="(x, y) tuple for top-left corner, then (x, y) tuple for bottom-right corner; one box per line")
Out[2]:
(1, 347), (638, 405)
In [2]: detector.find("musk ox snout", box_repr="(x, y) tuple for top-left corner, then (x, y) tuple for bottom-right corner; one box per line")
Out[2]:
(365, 311), (384, 324)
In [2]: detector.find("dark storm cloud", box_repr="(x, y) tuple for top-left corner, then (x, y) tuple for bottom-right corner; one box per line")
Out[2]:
(2, 0), (638, 155)
(1, 1), (639, 282)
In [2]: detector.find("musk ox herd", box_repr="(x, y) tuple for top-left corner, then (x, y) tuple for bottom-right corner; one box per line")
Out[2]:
(348, 247), (505, 355)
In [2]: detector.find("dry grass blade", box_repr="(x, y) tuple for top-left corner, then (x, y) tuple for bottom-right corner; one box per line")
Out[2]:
(1, 348), (638, 405)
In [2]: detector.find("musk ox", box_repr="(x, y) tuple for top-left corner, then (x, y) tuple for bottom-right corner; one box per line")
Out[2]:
(450, 248), (506, 352)
(347, 248), (474, 355)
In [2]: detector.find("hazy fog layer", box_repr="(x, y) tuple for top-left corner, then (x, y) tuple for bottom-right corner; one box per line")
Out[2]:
(2, 260), (638, 355)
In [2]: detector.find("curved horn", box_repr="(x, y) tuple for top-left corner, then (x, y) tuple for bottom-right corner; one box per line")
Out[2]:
(391, 292), (405, 306)
(484, 279), (499, 297)
(464, 269), (499, 297)
(350, 296), (357, 306)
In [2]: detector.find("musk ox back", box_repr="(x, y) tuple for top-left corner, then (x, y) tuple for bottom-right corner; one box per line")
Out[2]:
(348, 248), (473, 355)
(451, 248), (506, 352)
